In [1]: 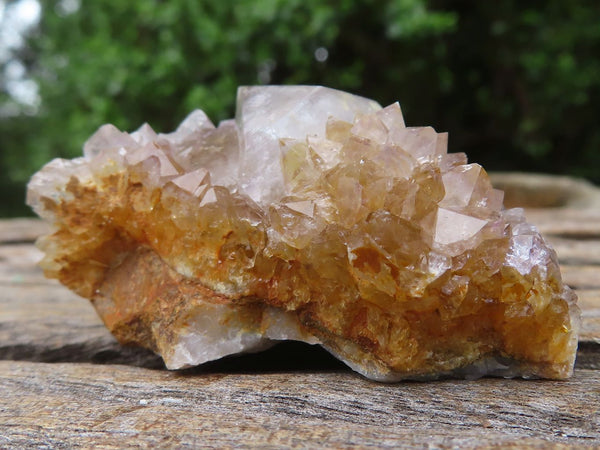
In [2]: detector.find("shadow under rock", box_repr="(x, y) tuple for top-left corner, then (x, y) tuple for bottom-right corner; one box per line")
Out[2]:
(574, 342), (600, 370)
(178, 341), (350, 376)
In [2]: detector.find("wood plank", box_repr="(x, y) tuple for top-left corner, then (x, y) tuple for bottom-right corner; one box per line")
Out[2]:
(490, 172), (600, 210)
(0, 282), (162, 367)
(0, 218), (50, 244)
(561, 265), (600, 290)
(0, 244), (48, 285)
(578, 290), (600, 343)
(525, 208), (600, 239)
(1, 361), (599, 448)
(545, 237), (600, 266)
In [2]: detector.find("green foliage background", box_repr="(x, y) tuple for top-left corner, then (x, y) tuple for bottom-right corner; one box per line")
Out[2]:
(1, 0), (599, 216)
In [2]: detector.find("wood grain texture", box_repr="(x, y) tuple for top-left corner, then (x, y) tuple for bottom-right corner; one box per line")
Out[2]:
(525, 208), (600, 239)
(1, 202), (599, 448)
(1, 361), (599, 448)
(0, 218), (50, 244)
(544, 237), (600, 266)
(561, 266), (600, 290)
(578, 290), (600, 344)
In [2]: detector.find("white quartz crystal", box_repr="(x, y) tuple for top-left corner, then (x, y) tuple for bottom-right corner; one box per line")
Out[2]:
(236, 85), (381, 204)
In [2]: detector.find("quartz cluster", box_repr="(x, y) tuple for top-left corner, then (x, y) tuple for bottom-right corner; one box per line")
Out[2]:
(27, 86), (579, 380)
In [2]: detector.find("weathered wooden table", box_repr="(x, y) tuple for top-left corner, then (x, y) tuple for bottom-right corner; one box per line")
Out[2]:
(1, 181), (599, 447)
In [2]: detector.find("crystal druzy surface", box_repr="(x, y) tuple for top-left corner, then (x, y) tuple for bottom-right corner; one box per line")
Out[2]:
(27, 86), (579, 380)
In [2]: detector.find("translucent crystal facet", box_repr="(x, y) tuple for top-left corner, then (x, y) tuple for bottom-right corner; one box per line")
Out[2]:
(27, 86), (579, 381)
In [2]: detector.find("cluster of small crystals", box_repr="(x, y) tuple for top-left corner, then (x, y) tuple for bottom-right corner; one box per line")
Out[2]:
(27, 86), (579, 379)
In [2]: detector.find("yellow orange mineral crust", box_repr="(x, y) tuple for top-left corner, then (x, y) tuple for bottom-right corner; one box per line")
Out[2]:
(27, 86), (579, 381)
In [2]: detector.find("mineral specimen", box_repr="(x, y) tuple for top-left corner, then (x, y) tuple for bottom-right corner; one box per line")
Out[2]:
(27, 86), (579, 380)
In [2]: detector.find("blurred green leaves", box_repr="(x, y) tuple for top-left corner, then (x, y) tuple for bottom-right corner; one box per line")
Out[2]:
(385, 0), (456, 38)
(1, 0), (599, 217)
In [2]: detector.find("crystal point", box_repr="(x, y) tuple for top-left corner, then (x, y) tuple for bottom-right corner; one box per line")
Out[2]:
(27, 86), (579, 381)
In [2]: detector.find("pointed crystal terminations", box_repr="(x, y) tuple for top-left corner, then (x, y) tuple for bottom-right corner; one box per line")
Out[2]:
(27, 86), (579, 381)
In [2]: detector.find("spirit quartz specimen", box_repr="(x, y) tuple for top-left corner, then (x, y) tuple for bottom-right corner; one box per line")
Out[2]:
(27, 86), (580, 380)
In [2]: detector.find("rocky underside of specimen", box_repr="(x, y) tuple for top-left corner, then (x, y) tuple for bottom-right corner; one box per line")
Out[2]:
(27, 86), (579, 381)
